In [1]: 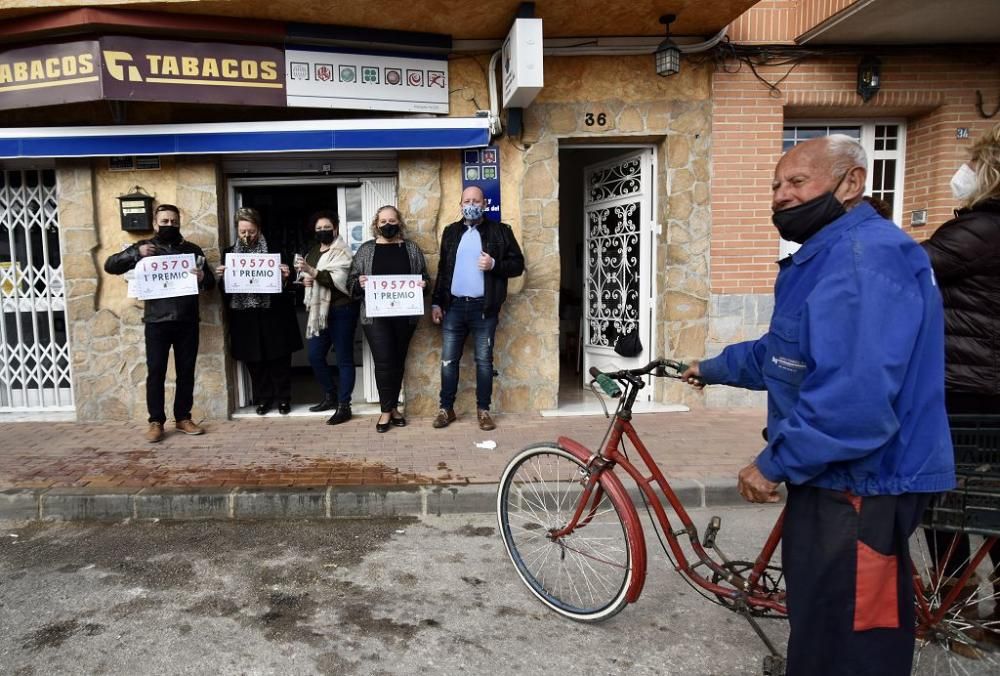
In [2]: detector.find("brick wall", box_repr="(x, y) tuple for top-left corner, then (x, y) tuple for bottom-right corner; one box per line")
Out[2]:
(728, 0), (861, 44)
(710, 51), (1000, 294)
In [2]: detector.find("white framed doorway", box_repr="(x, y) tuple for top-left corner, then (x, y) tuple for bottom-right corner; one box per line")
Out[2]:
(554, 144), (659, 412)
(226, 174), (397, 415)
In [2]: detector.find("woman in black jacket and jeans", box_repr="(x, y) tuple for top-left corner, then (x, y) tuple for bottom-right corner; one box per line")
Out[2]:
(921, 123), (1000, 621)
(348, 206), (429, 432)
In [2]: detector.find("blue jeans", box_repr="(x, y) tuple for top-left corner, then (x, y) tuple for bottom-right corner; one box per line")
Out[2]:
(307, 302), (359, 404)
(439, 297), (498, 411)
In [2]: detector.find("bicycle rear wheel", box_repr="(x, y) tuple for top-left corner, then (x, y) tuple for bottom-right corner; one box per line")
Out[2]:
(911, 529), (1000, 673)
(497, 444), (639, 622)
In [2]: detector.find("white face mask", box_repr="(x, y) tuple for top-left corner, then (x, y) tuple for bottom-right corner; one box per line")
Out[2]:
(950, 163), (978, 201)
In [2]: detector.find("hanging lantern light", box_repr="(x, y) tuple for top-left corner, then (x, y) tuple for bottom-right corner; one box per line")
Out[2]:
(655, 14), (681, 77)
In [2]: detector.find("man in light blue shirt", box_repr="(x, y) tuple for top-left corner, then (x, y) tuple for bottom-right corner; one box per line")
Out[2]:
(431, 186), (524, 430)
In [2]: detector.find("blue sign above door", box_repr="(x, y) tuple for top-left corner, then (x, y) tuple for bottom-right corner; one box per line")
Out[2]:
(462, 146), (501, 223)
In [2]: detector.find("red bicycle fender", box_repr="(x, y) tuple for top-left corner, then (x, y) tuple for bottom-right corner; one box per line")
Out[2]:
(556, 437), (648, 603)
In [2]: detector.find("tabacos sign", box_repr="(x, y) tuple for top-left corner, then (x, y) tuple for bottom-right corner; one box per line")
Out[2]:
(100, 36), (285, 105)
(0, 37), (285, 111)
(0, 41), (102, 109)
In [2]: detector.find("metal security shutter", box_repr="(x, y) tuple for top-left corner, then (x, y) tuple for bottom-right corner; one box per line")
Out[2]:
(0, 168), (73, 411)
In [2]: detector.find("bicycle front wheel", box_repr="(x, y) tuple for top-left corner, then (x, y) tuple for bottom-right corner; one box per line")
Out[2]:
(497, 444), (638, 622)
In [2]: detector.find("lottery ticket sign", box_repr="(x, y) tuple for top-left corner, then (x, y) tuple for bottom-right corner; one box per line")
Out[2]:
(224, 253), (283, 293)
(129, 254), (199, 300)
(364, 275), (424, 317)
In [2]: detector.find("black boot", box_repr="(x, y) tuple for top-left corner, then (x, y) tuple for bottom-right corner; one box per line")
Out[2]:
(309, 396), (336, 412)
(326, 404), (352, 425)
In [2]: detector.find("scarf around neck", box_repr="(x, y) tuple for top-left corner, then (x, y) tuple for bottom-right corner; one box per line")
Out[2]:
(230, 233), (272, 311)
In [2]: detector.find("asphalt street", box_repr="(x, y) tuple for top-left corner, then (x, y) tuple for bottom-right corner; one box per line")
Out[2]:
(0, 506), (992, 676)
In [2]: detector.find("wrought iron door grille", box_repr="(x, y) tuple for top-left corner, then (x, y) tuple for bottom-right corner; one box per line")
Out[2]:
(584, 155), (645, 350)
(0, 169), (74, 411)
(586, 202), (640, 348)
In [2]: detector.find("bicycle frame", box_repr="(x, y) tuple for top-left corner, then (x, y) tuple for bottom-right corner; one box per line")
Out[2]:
(553, 403), (788, 615)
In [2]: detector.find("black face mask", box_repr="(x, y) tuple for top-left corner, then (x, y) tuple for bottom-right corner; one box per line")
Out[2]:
(771, 189), (846, 244)
(379, 224), (400, 240)
(316, 230), (335, 245)
(155, 226), (181, 244)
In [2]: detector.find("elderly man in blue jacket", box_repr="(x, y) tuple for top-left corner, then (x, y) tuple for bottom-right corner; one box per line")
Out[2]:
(683, 135), (954, 675)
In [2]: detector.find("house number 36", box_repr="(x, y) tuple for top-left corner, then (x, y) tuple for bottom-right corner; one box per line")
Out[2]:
(584, 113), (607, 126)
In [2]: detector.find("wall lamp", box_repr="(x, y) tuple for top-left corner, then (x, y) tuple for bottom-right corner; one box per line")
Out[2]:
(655, 14), (681, 77)
(857, 55), (881, 102)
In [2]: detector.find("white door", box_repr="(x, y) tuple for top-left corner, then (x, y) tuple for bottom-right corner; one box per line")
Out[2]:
(581, 150), (654, 396)
(357, 177), (398, 404)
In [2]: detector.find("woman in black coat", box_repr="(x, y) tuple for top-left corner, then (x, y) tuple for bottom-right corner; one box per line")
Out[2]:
(920, 123), (1000, 607)
(216, 207), (302, 415)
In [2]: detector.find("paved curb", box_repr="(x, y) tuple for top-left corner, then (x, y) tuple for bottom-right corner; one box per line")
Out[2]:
(0, 477), (751, 522)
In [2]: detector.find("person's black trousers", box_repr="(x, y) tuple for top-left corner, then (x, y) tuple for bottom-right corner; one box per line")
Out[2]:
(145, 320), (199, 424)
(362, 318), (416, 413)
(246, 354), (292, 405)
(782, 485), (928, 676)
(924, 391), (1000, 577)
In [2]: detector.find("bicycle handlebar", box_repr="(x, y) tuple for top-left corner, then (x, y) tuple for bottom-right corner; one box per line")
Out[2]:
(588, 359), (698, 398)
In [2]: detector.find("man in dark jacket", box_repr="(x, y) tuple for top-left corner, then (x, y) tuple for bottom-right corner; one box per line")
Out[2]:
(104, 204), (216, 443)
(431, 185), (524, 431)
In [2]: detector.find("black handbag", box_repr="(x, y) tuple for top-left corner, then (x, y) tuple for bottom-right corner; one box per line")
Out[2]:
(614, 327), (643, 358)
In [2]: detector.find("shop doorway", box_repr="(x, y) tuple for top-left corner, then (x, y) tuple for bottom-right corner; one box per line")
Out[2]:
(553, 146), (657, 414)
(227, 175), (397, 417)
(0, 167), (74, 416)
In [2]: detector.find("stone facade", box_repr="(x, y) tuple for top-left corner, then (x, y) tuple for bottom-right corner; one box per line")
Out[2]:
(52, 52), (719, 421)
(702, 292), (772, 408)
(60, 158), (227, 422)
(392, 55), (716, 415)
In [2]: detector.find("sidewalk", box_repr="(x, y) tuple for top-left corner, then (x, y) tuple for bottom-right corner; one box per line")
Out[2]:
(0, 408), (766, 521)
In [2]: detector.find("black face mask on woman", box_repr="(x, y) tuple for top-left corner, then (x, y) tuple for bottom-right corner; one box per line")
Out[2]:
(316, 230), (335, 245)
(771, 174), (848, 244)
(379, 224), (400, 240)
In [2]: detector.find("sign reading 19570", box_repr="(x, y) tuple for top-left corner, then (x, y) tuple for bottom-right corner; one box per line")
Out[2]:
(584, 113), (608, 126)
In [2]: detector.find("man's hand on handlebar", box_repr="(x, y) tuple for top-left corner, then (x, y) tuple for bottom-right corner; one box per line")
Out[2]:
(680, 361), (705, 389)
(738, 462), (781, 504)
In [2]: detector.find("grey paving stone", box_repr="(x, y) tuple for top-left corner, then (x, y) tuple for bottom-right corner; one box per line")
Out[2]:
(330, 487), (424, 518)
(233, 488), (327, 520)
(427, 484), (498, 515)
(0, 489), (41, 520)
(41, 488), (133, 521)
(134, 488), (232, 520)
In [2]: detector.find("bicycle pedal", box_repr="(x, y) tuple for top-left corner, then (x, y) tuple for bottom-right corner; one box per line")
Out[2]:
(703, 515), (722, 548)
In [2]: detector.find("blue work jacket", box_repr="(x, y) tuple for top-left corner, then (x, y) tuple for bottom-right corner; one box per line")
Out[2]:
(700, 202), (955, 495)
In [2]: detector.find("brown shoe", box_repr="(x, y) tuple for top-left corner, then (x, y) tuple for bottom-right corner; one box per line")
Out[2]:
(175, 419), (204, 435)
(432, 408), (456, 429)
(477, 409), (496, 431)
(146, 422), (164, 444)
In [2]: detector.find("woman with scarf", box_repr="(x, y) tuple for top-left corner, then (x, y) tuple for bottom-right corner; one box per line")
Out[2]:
(296, 210), (359, 425)
(347, 206), (429, 433)
(216, 207), (301, 415)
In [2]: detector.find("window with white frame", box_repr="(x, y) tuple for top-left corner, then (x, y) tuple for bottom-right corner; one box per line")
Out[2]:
(780, 121), (906, 257)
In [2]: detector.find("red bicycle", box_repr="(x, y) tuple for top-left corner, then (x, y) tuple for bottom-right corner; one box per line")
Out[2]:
(496, 359), (1000, 675)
